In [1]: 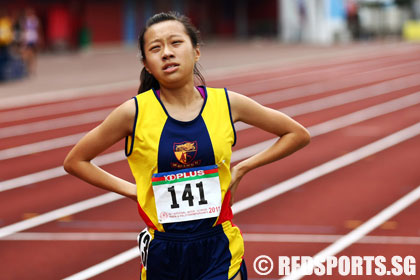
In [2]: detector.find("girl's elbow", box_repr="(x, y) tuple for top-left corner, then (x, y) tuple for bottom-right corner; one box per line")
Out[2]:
(296, 127), (311, 148)
(301, 128), (311, 146)
(63, 155), (76, 175)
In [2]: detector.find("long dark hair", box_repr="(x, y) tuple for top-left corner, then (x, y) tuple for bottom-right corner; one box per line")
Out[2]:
(138, 12), (206, 93)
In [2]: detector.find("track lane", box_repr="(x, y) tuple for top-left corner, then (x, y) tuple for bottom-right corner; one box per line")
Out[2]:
(233, 103), (420, 202)
(0, 240), (137, 280)
(0, 122), (99, 150)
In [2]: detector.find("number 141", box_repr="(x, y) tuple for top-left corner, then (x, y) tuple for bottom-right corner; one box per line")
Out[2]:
(167, 182), (208, 209)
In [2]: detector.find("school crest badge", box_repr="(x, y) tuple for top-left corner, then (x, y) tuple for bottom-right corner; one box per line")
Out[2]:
(173, 141), (197, 164)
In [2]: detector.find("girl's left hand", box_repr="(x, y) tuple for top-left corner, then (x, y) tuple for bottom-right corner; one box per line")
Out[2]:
(228, 163), (247, 206)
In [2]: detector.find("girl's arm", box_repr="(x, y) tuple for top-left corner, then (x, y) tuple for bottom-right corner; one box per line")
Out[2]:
(228, 90), (311, 205)
(63, 99), (137, 202)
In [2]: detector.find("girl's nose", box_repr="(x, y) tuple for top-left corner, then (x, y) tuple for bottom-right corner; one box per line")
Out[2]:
(162, 45), (175, 60)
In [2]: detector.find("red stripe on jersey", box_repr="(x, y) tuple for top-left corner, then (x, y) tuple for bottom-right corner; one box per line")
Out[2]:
(137, 202), (157, 230)
(216, 189), (233, 225)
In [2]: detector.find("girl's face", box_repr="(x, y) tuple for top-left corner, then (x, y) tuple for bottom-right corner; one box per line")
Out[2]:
(143, 20), (200, 89)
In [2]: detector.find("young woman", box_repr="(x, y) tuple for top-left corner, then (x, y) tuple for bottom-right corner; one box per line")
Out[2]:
(64, 12), (310, 280)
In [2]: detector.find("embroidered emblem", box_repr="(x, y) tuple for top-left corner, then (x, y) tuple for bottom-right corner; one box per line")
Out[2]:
(174, 141), (197, 164)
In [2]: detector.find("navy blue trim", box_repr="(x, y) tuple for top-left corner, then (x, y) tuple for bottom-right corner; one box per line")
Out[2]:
(125, 96), (138, 157)
(224, 88), (237, 147)
(229, 260), (247, 280)
(151, 86), (208, 125)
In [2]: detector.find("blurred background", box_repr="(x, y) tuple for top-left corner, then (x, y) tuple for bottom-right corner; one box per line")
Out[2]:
(1, 0), (420, 83)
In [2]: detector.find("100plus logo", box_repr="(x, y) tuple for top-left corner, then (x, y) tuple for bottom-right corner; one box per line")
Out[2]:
(163, 170), (205, 182)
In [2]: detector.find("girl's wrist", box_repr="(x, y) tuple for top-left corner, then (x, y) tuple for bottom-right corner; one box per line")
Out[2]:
(235, 160), (251, 177)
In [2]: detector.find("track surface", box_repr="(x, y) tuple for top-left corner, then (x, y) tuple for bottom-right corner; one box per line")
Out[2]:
(0, 41), (419, 280)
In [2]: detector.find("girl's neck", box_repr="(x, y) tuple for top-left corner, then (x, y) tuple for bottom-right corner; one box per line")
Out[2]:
(159, 83), (202, 107)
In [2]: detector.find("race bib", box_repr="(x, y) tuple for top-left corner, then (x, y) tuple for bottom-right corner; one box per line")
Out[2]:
(152, 165), (222, 224)
(137, 227), (151, 269)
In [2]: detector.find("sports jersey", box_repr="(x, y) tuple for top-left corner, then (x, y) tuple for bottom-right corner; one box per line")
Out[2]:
(125, 86), (246, 279)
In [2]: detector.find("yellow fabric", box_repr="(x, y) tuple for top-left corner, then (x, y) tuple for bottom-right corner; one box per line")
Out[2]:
(201, 87), (235, 225)
(0, 17), (13, 45)
(126, 87), (236, 231)
(222, 221), (245, 279)
(126, 89), (168, 232)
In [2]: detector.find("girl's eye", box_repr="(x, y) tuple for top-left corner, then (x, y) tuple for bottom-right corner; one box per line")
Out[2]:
(172, 40), (182, 45)
(149, 46), (160, 52)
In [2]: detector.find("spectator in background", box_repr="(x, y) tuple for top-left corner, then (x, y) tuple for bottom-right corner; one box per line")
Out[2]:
(346, 0), (360, 40)
(10, 11), (24, 56)
(297, 0), (307, 42)
(0, 10), (13, 57)
(22, 7), (41, 76)
(0, 9), (13, 81)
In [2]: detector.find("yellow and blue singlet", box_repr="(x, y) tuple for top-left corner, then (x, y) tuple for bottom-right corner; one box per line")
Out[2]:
(126, 86), (246, 280)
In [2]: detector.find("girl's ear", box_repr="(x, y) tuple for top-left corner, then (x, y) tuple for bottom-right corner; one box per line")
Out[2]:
(194, 46), (201, 62)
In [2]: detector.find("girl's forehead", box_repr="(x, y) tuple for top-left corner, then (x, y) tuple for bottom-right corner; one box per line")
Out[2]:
(144, 20), (187, 43)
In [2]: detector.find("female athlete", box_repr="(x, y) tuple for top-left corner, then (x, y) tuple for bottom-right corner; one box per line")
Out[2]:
(64, 12), (310, 280)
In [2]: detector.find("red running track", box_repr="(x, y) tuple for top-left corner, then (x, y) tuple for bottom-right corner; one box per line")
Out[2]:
(0, 43), (420, 280)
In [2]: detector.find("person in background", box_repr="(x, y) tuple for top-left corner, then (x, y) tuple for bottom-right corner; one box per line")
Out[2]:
(0, 9), (13, 81)
(10, 10), (24, 56)
(22, 7), (41, 76)
(0, 10), (13, 57)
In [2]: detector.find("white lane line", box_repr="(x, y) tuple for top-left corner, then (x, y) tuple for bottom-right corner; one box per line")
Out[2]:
(0, 151), (125, 192)
(0, 59), (302, 110)
(232, 92), (420, 162)
(282, 184), (420, 280)
(0, 97), (123, 124)
(0, 109), (111, 139)
(243, 233), (420, 245)
(236, 60), (420, 103)
(0, 192), (123, 239)
(1, 92), (420, 192)
(3, 73), (419, 160)
(0, 80), (138, 110)
(62, 247), (140, 280)
(1, 58), (418, 125)
(208, 44), (420, 87)
(232, 121), (420, 213)
(2, 232), (138, 241)
(2, 46), (410, 110)
(0, 133), (85, 161)
(251, 60), (420, 106)
(280, 72), (420, 116)
(4, 232), (420, 245)
(59, 122), (420, 280)
(2, 43), (419, 111)
(2, 58), (418, 140)
(235, 73), (420, 131)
